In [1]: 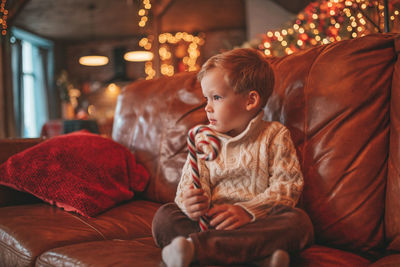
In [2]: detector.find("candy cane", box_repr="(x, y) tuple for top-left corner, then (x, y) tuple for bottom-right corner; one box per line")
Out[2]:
(187, 125), (221, 231)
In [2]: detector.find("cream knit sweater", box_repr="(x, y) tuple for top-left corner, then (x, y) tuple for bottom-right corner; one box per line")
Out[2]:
(175, 112), (304, 221)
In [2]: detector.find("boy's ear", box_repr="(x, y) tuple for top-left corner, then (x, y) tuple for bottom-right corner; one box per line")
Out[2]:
(246, 90), (261, 111)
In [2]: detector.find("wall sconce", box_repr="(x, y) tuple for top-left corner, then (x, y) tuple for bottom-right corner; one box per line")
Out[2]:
(123, 50), (153, 62)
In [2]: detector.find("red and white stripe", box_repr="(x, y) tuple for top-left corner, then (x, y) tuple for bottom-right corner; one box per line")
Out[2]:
(187, 125), (221, 231)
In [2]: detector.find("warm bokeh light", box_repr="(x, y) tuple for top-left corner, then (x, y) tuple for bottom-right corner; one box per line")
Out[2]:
(138, 9), (145, 16)
(106, 83), (120, 98)
(88, 105), (96, 116)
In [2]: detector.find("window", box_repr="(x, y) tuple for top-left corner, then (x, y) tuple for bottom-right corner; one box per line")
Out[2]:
(11, 28), (54, 138)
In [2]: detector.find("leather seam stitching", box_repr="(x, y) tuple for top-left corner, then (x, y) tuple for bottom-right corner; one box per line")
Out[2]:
(64, 212), (107, 240)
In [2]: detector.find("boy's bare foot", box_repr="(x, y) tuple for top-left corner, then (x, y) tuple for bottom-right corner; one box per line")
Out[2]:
(254, 249), (289, 267)
(161, 236), (194, 267)
(270, 249), (289, 267)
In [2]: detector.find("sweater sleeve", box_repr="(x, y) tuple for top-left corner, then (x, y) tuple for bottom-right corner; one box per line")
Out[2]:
(175, 154), (212, 216)
(235, 126), (304, 221)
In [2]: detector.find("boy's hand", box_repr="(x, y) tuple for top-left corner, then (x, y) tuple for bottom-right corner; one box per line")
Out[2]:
(208, 204), (252, 230)
(182, 185), (209, 221)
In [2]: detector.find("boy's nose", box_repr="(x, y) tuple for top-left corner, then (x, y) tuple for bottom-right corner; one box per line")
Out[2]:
(205, 103), (213, 113)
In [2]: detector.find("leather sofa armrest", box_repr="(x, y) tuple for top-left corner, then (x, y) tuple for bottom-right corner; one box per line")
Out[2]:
(369, 254), (400, 266)
(0, 138), (44, 207)
(0, 138), (43, 165)
(0, 185), (42, 207)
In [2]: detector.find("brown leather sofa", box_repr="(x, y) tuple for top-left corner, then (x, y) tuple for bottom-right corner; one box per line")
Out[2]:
(0, 33), (399, 266)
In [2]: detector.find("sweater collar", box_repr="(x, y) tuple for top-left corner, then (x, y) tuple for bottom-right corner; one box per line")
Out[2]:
(213, 110), (264, 143)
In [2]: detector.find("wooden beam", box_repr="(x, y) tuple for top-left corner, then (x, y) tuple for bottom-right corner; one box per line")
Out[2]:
(383, 0), (390, 33)
(153, 0), (174, 17)
(270, 0), (312, 14)
(7, 0), (31, 23)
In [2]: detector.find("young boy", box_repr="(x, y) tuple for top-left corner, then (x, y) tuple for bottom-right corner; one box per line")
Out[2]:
(152, 48), (314, 267)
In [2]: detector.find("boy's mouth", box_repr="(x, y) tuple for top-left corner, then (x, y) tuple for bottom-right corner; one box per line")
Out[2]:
(209, 119), (217, 125)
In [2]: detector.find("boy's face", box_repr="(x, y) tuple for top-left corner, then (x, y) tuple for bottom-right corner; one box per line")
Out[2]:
(201, 68), (254, 137)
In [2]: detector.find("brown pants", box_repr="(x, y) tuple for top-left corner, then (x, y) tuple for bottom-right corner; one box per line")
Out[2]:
(152, 203), (314, 265)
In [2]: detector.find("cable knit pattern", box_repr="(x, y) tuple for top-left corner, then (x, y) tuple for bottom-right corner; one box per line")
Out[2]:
(175, 112), (303, 221)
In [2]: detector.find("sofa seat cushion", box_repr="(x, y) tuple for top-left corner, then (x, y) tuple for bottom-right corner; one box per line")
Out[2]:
(36, 237), (161, 267)
(36, 237), (160, 267)
(35, 240), (372, 267)
(292, 245), (371, 266)
(369, 254), (400, 267)
(0, 200), (160, 266)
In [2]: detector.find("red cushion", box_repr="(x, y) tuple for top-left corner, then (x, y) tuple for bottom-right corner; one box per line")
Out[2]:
(0, 131), (149, 217)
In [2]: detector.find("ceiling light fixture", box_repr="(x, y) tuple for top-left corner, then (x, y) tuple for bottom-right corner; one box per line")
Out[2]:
(123, 50), (153, 62)
(78, 3), (109, 67)
(122, 0), (154, 63)
(79, 55), (109, 66)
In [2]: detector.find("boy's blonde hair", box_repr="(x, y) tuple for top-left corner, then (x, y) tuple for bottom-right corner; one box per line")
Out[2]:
(197, 48), (275, 107)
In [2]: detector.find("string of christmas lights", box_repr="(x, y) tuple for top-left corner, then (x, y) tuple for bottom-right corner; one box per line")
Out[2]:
(255, 0), (400, 57)
(139, 32), (205, 79)
(135, 1), (205, 79)
(138, 0), (151, 28)
(0, 0), (8, 36)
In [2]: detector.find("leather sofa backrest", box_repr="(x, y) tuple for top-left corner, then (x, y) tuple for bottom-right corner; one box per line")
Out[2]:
(113, 74), (207, 203)
(112, 33), (400, 257)
(266, 33), (398, 257)
(386, 35), (400, 252)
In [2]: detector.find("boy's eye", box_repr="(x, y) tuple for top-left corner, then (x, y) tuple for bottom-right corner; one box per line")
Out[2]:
(213, 95), (221, 100)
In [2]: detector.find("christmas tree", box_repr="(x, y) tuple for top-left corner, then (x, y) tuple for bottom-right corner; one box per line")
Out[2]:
(255, 0), (400, 57)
